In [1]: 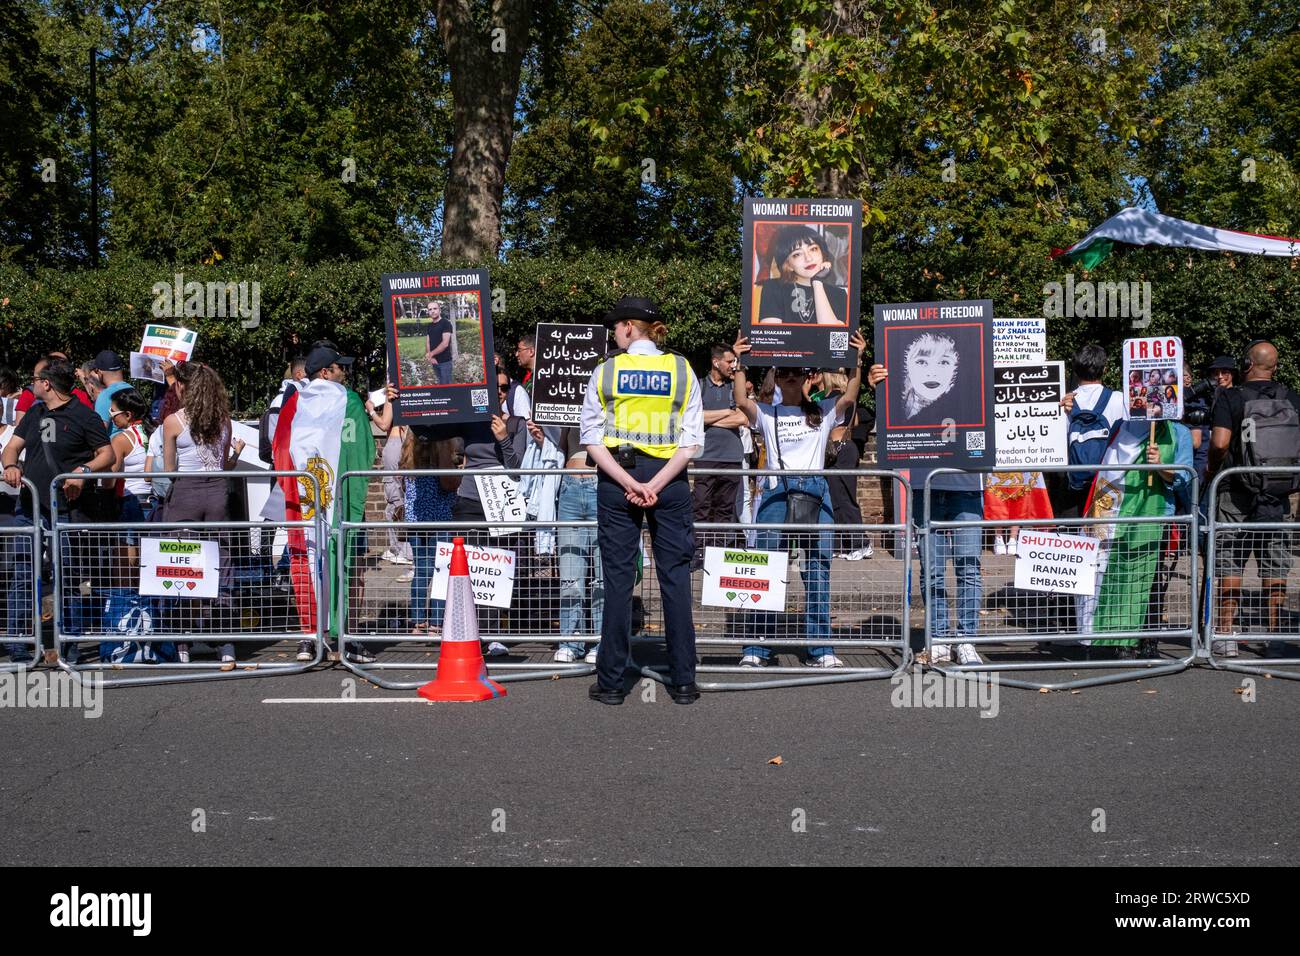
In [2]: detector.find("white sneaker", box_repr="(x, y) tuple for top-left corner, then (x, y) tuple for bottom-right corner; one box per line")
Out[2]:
(847, 546), (873, 560)
(739, 654), (769, 667)
(807, 654), (845, 668)
(177, 646), (191, 664)
(956, 643), (983, 665)
(1212, 640), (1239, 658)
(553, 647), (578, 663)
(993, 537), (1007, 555)
(924, 644), (953, 664)
(296, 641), (314, 662)
(485, 641), (509, 657)
(396, 569), (414, 582)
(391, 554), (413, 565)
(584, 647), (599, 664)
(381, 550), (397, 563)
(1006, 538), (1017, 555)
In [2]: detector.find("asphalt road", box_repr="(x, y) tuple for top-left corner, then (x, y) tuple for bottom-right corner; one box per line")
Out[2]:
(1, 662), (1296, 867)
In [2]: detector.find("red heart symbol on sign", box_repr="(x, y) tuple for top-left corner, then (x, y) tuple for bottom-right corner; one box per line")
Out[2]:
(751, 593), (761, 602)
(185, 581), (197, 590)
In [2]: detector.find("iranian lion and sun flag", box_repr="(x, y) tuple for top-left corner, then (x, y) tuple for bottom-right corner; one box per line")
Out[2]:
(271, 378), (375, 638)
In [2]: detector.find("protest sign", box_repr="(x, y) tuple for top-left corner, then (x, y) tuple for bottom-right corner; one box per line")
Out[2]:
(133, 324), (198, 383)
(474, 471), (527, 537)
(1013, 531), (1099, 595)
(430, 541), (516, 609)
(992, 317), (1047, 364)
(381, 270), (496, 426)
(139, 539), (220, 598)
(993, 363), (1067, 468)
(531, 323), (605, 425)
(700, 547), (788, 612)
(741, 197), (862, 368)
(1122, 336), (1183, 421)
(874, 299), (995, 471)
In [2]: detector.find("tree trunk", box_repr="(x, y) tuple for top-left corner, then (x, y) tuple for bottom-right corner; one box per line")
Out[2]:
(438, 0), (531, 261)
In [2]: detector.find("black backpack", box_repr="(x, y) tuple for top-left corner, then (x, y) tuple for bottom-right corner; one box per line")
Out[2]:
(1234, 382), (1300, 499)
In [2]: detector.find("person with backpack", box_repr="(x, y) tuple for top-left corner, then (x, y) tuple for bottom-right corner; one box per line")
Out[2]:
(1207, 340), (1300, 656)
(1059, 344), (1126, 518)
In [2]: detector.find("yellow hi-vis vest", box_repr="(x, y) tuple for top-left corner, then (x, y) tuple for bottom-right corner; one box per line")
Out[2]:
(597, 351), (691, 458)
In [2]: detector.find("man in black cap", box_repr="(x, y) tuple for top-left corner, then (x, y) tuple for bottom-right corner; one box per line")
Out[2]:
(91, 350), (131, 433)
(304, 345), (355, 383)
(580, 296), (705, 704)
(1208, 355), (1238, 391)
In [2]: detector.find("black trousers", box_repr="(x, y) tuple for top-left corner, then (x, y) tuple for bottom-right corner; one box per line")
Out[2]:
(826, 439), (865, 552)
(690, 463), (741, 552)
(596, 456), (697, 689)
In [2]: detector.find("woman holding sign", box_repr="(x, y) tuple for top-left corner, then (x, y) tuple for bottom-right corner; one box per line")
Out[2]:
(732, 329), (867, 668)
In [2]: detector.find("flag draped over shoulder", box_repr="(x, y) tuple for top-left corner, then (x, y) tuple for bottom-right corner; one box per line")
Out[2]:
(983, 472), (1054, 523)
(1076, 421), (1176, 646)
(272, 378), (375, 637)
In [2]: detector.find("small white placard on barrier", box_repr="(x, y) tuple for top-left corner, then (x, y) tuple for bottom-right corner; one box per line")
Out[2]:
(139, 538), (220, 598)
(1013, 531), (1098, 595)
(430, 541), (516, 609)
(475, 471), (527, 536)
(701, 547), (788, 611)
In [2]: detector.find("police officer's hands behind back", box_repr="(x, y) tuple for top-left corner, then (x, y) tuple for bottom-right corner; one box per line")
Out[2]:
(625, 481), (657, 508)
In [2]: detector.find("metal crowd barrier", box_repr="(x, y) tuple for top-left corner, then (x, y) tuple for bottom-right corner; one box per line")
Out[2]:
(336, 469), (596, 690)
(335, 467), (910, 693)
(670, 467), (911, 691)
(1205, 466), (1300, 681)
(922, 465), (1199, 691)
(49, 470), (327, 687)
(0, 479), (42, 671)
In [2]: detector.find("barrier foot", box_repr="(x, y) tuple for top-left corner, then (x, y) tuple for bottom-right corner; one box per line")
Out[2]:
(336, 656), (595, 690)
(638, 659), (903, 692)
(1206, 659), (1300, 681)
(932, 657), (1193, 692)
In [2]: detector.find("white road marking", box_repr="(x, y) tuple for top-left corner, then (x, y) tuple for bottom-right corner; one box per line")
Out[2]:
(261, 697), (429, 704)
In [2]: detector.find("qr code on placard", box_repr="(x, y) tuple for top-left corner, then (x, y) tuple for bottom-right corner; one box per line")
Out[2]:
(471, 388), (489, 407)
(829, 331), (849, 351)
(965, 431), (986, 450)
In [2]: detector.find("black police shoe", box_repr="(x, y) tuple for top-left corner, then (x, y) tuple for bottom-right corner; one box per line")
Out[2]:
(588, 682), (626, 705)
(669, 682), (701, 705)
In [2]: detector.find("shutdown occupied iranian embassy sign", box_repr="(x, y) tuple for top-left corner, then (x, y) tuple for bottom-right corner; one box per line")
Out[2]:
(1012, 531), (1098, 595)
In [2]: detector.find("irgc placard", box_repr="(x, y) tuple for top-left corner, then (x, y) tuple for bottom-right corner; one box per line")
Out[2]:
(700, 547), (788, 611)
(139, 539), (220, 598)
(1122, 336), (1184, 421)
(431, 541), (516, 610)
(531, 323), (605, 425)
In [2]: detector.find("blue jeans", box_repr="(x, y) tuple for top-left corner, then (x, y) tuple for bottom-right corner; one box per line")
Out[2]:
(557, 475), (603, 653)
(408, 532), (445, 628)
(914, 489), (984, 641)
(744, 476), (834, 660)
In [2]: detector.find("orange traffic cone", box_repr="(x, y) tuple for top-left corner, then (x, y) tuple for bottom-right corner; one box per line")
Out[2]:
(418, 537), (506, 702)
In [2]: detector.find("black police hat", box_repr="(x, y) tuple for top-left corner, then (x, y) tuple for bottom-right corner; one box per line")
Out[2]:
(603, 296), (661, 326)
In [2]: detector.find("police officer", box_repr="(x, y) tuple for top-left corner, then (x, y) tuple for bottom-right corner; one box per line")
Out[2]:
(581, 296), (704, 705)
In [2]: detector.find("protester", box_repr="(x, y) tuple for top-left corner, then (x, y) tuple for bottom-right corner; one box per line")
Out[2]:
(91, 351), (131, 432)
(821, 368), (873, 561)
(514, 333), (536, 400)
(1058, 344), (1126, 518)
(867, 359), (985, 666)
(733, 330), (866, 668)
(77, 360), (102, 408)
(106, 387), (153, 527)
(163, 361), (243, 669)
(144, 384), (181, 513)
(258, 356), (307, 465)
(1078, 417), (1193, 658)
(691, 344), (746, 565)
(2, 357), (114, 663)
(13, 351), (92, 427)
(402, 426), (461, 636)
(1206, 340), (1300, 656)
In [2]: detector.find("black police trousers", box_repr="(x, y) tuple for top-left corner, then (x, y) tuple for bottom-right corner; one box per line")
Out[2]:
(595, 455), (697, 689)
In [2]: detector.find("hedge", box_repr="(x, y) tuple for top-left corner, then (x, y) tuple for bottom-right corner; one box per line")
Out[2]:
(1, 250), (1297, 416)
